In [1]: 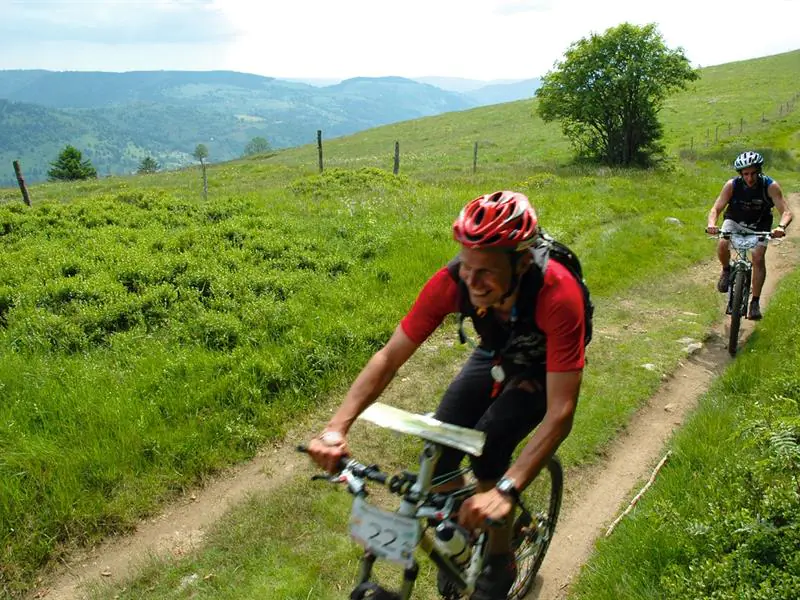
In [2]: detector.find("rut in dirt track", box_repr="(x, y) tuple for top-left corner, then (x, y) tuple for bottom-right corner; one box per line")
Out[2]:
(35, 195), (800, 600)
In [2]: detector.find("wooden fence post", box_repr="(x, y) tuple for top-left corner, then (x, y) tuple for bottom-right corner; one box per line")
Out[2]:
(201, 160), (208, 201)
(393, 141), (400, 175)
(740, 117), (743, 133)
(473, 142), (479, 174)
(317, 130), (324, 173)
(690, 137), (694, 152)
(13, 160), (31, 206)
(715, 125), (719, 142)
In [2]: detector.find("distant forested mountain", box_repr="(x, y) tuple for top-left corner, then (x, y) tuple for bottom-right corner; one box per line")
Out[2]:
(0, 69), (535, 186)
(464, 78), (541, 105)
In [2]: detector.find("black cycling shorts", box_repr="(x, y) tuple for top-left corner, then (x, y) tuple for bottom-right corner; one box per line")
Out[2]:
(433, 351), (547, 481)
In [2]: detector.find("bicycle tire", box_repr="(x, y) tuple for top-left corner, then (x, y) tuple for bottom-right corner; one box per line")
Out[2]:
(507, 456), (563, 599)
(728, 268), (746, 356)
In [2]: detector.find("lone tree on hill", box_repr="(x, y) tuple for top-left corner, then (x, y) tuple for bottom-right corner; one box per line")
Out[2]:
(536, 23), (698, 166)
(137, 156), (160, 174)
(193, 144), (209, 199)
(243, 136), (272, 157)
(47, 145), (98, 181)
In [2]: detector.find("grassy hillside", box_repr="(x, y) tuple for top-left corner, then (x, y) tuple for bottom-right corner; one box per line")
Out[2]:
(0, 50), (798, 597)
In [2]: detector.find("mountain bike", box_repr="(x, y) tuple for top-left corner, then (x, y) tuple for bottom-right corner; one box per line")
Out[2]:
(714, 230), (772, 356)
(299, 402), (563, 600)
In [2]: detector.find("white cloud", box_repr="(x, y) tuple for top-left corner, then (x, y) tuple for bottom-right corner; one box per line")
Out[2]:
(0, 0), (797, 80)
(1, 0), (237, 44)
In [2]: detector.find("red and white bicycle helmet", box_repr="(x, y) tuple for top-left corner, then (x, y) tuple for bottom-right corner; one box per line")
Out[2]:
(453, 191), (538, 251)
(733, 151), (764, 172)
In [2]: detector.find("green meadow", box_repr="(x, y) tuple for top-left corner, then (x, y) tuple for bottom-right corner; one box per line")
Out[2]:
(570, 268), (800, 600)
(0, 49), (799, 598)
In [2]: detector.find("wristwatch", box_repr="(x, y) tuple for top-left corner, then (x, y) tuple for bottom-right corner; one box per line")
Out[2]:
(495, 476), (520, 502)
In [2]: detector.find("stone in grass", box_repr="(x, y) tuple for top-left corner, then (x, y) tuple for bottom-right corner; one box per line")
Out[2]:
(685, 342), (703, 355)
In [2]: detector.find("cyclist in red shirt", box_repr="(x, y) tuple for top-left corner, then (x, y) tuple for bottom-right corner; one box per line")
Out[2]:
(307, 190), (586, 599)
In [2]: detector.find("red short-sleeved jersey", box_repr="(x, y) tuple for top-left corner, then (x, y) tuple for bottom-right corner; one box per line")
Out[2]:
(400, 260), (585, 372)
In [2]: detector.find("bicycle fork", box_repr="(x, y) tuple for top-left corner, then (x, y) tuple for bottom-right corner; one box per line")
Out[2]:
(353, 552), (419, 600)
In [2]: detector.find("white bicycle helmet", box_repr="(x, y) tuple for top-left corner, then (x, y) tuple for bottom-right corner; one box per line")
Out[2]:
(733, 151), (764, 172)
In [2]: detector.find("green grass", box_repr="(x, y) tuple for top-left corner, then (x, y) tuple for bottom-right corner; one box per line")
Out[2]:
(569, 268), (800, 600)
(0, 49), (799, 597)
(80, 269), (726, 600)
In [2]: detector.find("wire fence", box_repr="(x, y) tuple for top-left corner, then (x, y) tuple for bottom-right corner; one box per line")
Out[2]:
(679, 92), (799, 159)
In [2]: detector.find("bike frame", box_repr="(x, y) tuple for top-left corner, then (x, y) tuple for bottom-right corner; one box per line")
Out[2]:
(724, 233), (755, 317)
(349, 440), (490, 599)
(301, 402), (556, 600)
(719, 231), (772, 355)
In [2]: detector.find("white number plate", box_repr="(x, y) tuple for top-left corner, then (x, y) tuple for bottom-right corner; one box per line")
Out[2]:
(349, 496), (420, 565)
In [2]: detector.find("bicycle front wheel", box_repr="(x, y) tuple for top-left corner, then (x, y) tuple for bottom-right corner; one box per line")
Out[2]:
(507, 456), (563, 599)
(728, 268), (746, 356)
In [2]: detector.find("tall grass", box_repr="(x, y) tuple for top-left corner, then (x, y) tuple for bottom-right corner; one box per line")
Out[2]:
(0, 50), (798, 596)
(569, 268), (800, 600)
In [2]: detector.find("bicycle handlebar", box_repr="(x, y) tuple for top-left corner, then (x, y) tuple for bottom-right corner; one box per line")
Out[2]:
(296, 444), (389, 486)
(297, 444), (516, 528)
(706, 229), (774, 239)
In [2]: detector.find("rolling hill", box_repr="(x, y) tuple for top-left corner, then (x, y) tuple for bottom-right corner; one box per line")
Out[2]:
(0, 70), (476, 185)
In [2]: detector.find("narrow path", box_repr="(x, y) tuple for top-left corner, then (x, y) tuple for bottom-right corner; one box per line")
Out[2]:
(529, 192), (800, 599)
(35, 195), (800, 600)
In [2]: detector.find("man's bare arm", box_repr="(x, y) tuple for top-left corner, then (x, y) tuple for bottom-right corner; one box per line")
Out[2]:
(504, 369), (582, 490)
(708, 180), (734, 229)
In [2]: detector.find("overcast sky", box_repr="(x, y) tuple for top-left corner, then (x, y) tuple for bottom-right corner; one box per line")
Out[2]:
(1, 0), (798, 82)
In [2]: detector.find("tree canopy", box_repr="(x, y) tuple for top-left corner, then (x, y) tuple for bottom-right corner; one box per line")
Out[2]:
(243, 136), (271, 157)
(47, 145), (98, 181)
(193, 144), (209, 163)
(535, 23), (698, 166)
(137, 156), (160, 174)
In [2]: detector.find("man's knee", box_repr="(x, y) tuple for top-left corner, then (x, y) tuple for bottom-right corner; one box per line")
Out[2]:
(752, 249), (767, 267)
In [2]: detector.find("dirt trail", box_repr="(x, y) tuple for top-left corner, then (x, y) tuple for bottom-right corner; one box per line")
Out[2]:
(530, 192), (800, 599)
(35, 195), (800, 600)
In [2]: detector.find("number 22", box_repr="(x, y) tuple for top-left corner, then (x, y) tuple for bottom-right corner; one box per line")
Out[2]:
(367, 524), (398, 547)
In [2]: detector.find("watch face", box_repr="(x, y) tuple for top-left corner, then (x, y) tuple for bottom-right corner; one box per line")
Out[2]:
(497, 477), (517, 496)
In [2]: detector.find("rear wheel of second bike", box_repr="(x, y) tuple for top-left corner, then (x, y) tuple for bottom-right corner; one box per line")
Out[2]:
(507, 456), (564, 599)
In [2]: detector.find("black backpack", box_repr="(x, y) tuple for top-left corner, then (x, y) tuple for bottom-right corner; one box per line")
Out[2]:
(533, 230), (594, 347)
(448, 231), (594, 349)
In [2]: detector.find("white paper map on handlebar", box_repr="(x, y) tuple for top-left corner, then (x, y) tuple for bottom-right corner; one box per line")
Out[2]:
(359, 402), (486, 456)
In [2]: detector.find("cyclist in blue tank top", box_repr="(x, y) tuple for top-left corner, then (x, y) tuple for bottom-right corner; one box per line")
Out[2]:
(706, 151), (792, 320)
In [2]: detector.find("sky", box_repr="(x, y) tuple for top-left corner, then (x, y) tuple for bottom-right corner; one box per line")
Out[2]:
(1, 0), (799, 82)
